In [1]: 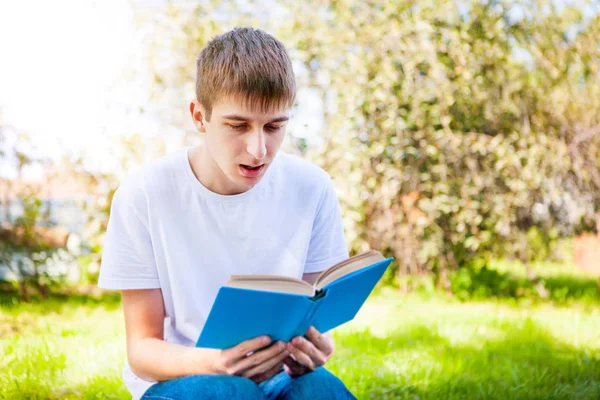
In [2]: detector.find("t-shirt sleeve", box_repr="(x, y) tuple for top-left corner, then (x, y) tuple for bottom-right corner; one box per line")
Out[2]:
(97, 179), (161, 290)
(303, 178), (349, 274)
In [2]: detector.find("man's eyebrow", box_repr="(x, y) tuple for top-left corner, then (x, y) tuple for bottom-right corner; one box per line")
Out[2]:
(221, 114), (250, 121)
(268, 116), (289, 123)
(221, 114), (289, 123)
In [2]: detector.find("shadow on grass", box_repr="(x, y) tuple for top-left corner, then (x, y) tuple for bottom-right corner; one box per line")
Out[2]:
(542, 275), (600, 302)
(335, 321), (600, 400)
(335, 323), (450, 355)
(449, 266), (600, 305)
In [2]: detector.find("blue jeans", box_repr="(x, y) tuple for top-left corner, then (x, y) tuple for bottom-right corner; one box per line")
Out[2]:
(140, 367), (357, 400)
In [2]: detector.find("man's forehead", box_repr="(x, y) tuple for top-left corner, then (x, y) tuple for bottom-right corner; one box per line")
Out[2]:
(213, 95), (290, 120)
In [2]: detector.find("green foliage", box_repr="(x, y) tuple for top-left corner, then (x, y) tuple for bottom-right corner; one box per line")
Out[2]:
(141, 0), (600, 285)
(0, 190), (68, 301)
(398, 257), (600, 305)
(293, 0), (600, 282)
(449, 263), (521, 300)
(77, 179), (117, 286)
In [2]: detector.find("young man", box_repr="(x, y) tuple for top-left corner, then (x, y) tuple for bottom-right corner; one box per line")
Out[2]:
(98, 27), (356, 400)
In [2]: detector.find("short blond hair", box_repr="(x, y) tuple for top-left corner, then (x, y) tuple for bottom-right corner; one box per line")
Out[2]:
(196, 27), (296, 121)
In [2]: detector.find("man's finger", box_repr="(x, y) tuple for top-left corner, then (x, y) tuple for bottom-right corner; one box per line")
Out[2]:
(230, 335), (271, 361)
(290, 336), (326, 367)
(305, 326), (333, 355)
(238, 341), (287, 375)
(283, 355), (306, 377)
(253, 361), (285, 383)
(243, 351), (287, 380)
(286, 341), (317, 370)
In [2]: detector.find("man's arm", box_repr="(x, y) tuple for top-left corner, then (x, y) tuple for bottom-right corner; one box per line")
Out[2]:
(122, 289), (288, 383)
(122, 288), (218, 381)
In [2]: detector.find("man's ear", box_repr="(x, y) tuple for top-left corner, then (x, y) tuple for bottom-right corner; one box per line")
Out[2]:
(189, 100), (207, 133)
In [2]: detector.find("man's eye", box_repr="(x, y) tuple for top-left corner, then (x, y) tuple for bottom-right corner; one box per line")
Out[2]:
(266, 125), (282, 132)
(229, 124), (247, 130)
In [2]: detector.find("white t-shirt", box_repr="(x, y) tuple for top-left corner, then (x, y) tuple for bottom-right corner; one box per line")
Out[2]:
(97, 146), (349, 399)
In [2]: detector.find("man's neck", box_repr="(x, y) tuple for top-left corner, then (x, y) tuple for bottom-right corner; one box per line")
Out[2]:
(188, 145), (250, 196)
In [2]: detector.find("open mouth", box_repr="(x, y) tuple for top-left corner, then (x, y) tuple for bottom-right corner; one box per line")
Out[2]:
(239, 164), (265, 177)
(241, 164), (262, 170)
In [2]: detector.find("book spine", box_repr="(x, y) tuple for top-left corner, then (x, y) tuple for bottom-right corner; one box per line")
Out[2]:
(292, 290), (328, 338)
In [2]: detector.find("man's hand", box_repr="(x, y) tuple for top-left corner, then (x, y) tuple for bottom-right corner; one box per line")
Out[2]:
(283, 326), (334, 377)
(211, 335), (289, 383)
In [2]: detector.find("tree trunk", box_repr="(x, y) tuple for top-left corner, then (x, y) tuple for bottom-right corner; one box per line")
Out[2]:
(19, 280), (29, 302)
(35, 278), (48, 298)
(436, 258), (452, 295)
(2, 180), (12, 222)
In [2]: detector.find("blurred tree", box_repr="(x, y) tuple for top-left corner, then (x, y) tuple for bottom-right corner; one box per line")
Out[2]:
(284, 0), (600, 290)
(0, 132), (77, 299)
(0, 191), (69, 300)
(138, 0), (600, 290)
(58, 133), (159, 286)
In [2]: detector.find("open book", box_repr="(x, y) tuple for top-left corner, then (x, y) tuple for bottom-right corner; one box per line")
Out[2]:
(196, 250), (393, 349)
(225, 250), (387, 296)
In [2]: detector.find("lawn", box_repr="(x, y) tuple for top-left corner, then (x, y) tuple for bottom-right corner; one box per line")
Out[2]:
(1, 274), (599, 399)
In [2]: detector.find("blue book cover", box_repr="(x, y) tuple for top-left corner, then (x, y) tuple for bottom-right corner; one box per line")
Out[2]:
(196, 251), (393, 349)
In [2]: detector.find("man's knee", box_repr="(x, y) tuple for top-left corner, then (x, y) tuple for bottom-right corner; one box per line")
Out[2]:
(142, 374), (266, 400)
(214, 375), (266, 399)
(290, 368), (357, 399)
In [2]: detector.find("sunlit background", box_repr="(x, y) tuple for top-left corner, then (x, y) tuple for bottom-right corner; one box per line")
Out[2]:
(0, 0), (141, 176)
(0, 0), (326, 180)
(1, 0), (599, 398)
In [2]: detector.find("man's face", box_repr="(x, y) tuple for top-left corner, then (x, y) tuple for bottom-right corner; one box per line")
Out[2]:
(191, 95), (289, 194)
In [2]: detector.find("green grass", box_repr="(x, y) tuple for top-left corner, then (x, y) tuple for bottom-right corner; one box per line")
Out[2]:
(330, 289), (600, 399)
(0, 290), (127, 399)
(1, 281), (599, 399)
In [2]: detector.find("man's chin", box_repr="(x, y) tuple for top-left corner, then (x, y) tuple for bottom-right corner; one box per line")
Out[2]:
(227, 165), (267, 190)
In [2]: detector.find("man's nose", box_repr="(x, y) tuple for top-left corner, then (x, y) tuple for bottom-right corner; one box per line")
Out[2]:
(247, 129), (267, 160)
